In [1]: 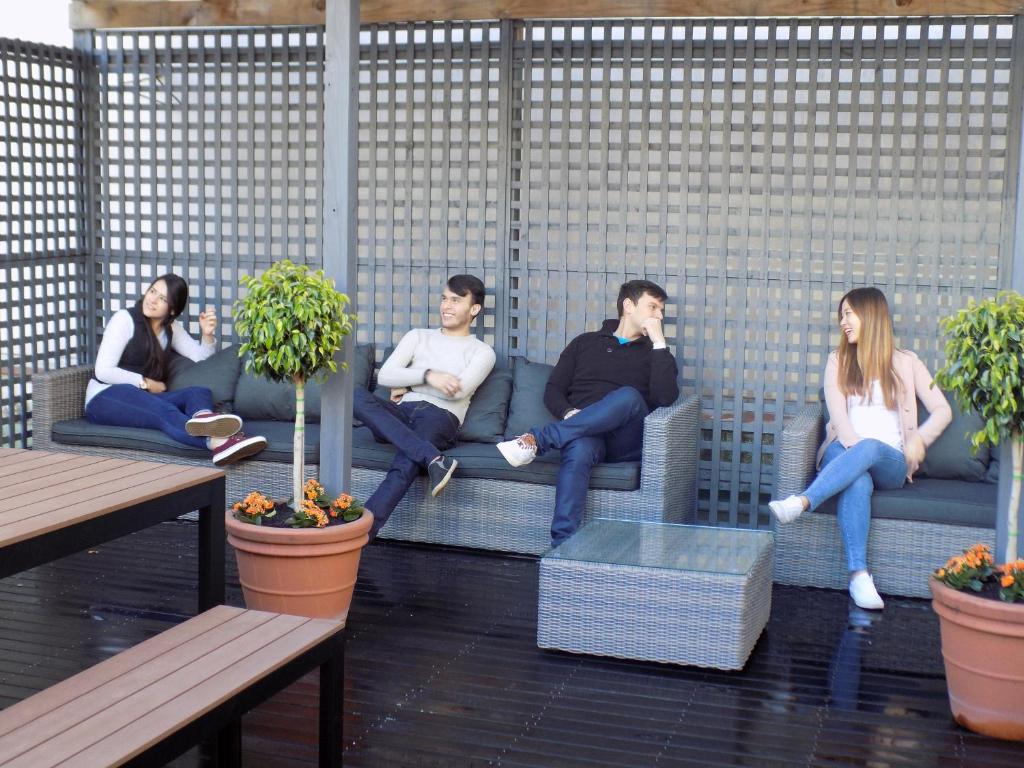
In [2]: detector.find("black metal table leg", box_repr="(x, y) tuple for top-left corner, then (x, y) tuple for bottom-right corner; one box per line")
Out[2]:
(198, 477), (227, 611)
(319, 631), (345, 767)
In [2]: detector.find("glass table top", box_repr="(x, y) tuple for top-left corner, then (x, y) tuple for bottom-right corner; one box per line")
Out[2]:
(544, 519), (773, 575)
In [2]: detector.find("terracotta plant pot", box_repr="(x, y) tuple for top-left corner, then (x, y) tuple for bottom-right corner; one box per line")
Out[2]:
(225, 509), (374, 620)
(930, 579), (1024, 740)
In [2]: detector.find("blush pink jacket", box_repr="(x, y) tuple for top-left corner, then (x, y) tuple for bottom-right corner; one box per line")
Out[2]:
(816, 349), (952, 480)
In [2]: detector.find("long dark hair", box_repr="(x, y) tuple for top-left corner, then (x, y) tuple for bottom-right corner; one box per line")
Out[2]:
(136, 274), (189, 381)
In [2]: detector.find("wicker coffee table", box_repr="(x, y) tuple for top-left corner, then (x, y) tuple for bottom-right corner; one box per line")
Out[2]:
(537, 519), (774, 670)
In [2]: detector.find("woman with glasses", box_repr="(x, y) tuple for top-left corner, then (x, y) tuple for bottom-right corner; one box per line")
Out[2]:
(84, 274), (267, 466)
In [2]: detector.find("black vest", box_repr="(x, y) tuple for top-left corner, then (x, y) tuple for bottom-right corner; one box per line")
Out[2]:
(118, 305), (172, 378)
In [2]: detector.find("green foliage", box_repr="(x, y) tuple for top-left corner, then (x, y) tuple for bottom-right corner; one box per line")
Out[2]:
(934, 291), (1024, 452)
(233, 260), (356, 384)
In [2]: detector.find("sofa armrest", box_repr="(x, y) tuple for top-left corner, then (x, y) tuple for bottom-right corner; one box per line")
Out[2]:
(773, 403), (823, 499)
(640, 393), (701, 522)
(31, 364), (94, 450)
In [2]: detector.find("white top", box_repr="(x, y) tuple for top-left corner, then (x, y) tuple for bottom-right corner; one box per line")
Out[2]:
(85, 309), (216, 405)
(847, 380), (903, 451)
(376, 328), (496, 424)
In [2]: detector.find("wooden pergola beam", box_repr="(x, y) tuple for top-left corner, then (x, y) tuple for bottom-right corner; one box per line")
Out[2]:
(69, 0), (1024, 30)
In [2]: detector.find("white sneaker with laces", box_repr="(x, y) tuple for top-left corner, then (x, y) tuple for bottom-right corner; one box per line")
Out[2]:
(768, 495), (805, 524)
(849, 571), (885, 610)
(496, 435), (537, 467)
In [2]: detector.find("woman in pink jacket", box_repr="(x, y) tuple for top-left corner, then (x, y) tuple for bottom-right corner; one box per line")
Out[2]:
(769, 287), (952, 609)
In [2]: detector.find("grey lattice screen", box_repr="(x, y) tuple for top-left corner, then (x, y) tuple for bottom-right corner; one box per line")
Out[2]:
(3, 19), (1019, 524)
(357, 23), (505, 353)
(0, 39), (88, 448)
(508, 18), (1016, 527)
(86, 28), (325, 341)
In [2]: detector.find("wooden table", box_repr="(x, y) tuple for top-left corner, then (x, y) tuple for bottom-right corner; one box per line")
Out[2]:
(0, 448), (226, 612)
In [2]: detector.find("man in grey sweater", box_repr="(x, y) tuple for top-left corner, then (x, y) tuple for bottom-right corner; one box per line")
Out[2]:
(354, 274), (495, 539)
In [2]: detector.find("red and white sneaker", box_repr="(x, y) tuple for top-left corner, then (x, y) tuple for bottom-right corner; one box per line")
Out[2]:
(186, 410), (243, 439)
(212, 433), (267, 466)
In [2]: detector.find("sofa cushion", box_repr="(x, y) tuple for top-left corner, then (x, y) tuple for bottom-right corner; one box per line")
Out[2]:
(988, 453), (1000, 483)
(504, 358), (558, 439)
(459, 367), (512, 443)
(167, 345), (243, 408)
(50, 417), (640, 491)
(50, 417), (319, 464)
(233, 343), (375, 424)
(817, 477), (997, 529)
(350, 426), (640, 491)
(917, 392), (990, 482)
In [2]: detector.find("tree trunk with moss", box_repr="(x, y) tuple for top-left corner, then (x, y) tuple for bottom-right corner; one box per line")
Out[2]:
(294, 376), (305, 508)
(1009, 430), (1023, 564)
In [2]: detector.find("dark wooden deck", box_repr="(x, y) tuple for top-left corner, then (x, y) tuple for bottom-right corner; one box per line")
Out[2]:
(2, 519), (1023, 767)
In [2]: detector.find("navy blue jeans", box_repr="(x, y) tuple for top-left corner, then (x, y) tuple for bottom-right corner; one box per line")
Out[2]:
(532, 386), (649, 546)
(85, 384), (214, 450)
(353, 388), (459, 535)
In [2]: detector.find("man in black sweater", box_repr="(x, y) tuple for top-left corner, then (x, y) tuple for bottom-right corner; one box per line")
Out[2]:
(497, 280), (680, 545)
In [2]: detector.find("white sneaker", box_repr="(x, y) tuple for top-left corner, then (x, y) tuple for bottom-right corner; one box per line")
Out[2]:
(497, 435), (537, 467)
(768, 495), (805, 524)
(849, 572), (885, 610)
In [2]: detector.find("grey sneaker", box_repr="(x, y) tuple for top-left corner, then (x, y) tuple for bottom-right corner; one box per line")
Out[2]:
(426, 455), (458, 497)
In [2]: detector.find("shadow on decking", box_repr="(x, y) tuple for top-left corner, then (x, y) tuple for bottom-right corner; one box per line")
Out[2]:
(1, 520), (1023, 767)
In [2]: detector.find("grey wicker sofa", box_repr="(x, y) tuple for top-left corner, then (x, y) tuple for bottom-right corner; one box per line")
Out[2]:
(31, 355), (700, 555)
(772, 401), (998, 598)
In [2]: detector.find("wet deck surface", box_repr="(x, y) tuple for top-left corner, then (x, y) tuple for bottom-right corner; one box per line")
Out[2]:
(2, 519), (1022, 767)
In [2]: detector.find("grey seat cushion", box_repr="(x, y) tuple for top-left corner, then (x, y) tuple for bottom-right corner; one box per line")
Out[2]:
(350, 427), (640, 491)
(234, 344), (375, 423)
(816, 477), (997, 529)
(458, 367), (512, 443)
(916, 391), (990, 482)
(505, 357), (558, 438)
(50, 419), (640, 491)
(167, 345), (244, 409)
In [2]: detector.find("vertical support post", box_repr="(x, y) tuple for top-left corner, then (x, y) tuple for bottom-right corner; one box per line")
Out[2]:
(998, 15), (1024, 564)
(73, 30), (99, 363)
(492, 19), (517, 360)
(320, 0), (361, 495)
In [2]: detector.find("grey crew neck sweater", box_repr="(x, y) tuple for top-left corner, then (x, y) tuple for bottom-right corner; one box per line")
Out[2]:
(375, 328), (496, 424)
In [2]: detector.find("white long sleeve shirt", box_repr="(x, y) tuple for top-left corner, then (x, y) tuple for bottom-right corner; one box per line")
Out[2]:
(85, 309), (216, 406)
(376, 328), (496, 424)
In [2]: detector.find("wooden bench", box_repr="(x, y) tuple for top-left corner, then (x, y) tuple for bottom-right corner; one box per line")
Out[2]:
(0, 605), (345, 768)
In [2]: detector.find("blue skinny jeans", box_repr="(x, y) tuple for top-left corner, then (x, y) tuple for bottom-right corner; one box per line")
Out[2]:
(85, 384), (214, 450)
(804, 439), (907, 573)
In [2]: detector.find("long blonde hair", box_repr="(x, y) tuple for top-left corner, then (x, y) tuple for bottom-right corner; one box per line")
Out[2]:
(837, 287), (900, 410)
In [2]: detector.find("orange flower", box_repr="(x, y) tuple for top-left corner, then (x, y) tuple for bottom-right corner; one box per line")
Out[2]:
(332, 493), (352, 511)
(1002, 574), (1015, 588)
(936, 568), (946, 579)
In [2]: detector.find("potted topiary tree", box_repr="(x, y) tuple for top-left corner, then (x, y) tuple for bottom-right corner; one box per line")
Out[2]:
(225, 259), (373, 620)
(932, 290), (1024, 740)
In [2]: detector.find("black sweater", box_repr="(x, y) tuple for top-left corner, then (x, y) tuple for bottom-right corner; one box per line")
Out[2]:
(543, 319), (680, 418)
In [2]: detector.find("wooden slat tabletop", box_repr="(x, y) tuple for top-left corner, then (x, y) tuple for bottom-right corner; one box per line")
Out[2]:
(0, 449), (223, 549)
(0, 605), (345, 768)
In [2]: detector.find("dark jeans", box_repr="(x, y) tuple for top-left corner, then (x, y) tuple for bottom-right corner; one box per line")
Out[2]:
(531, 386), (649, 546)
(353, 388), (459, 535)
(85, 384), (214, 450)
